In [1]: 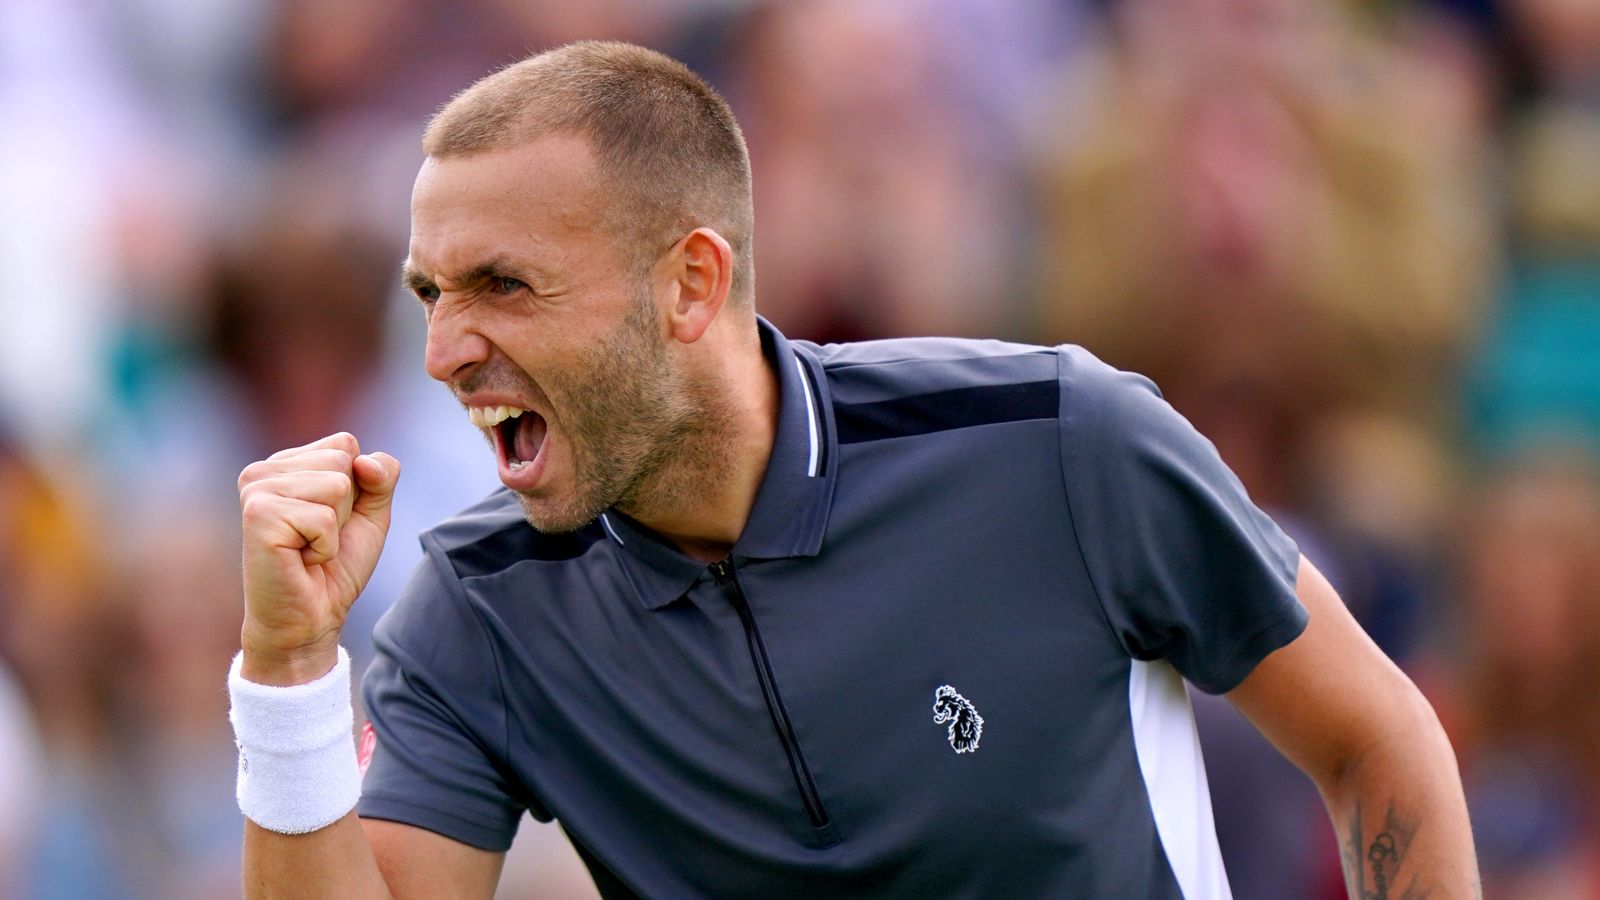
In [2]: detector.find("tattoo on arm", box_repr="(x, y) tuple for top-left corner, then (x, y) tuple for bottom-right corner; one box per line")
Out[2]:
(1342, 801), (1430, 900)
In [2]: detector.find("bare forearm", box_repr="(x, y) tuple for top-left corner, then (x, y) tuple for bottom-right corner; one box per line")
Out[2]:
(1227, 558), (1481, 898)
(244, 814), (391, 900)
(1322, 710), (1480, 900)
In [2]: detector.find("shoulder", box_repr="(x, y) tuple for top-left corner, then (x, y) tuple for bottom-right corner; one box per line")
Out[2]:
(374, 489), (604, 650)
(420, 488), (606, 582)
(800, 336), (1145, 403)
(799, 337), (1163, 444)
(800, 337), (1063, 445)
(1054, 343), (1170, 439)
(800, 336), (1059, 403)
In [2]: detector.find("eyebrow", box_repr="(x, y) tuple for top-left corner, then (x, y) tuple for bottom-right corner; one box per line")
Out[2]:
(399, 256), (530, 295)
(399, 262), (433, 295)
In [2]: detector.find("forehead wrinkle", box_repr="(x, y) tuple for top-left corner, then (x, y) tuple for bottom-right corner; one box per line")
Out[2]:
(410, 137), (624, 285)
(450, 255), (517, 285)
(444, 256), (516, 290)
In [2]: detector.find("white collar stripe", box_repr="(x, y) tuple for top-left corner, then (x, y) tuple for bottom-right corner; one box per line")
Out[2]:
(599, 513), (625, 546)
(794, 357), (820, 478)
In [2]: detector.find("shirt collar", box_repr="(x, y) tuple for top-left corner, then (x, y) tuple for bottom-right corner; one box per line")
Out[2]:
(600, 316), (838, 610)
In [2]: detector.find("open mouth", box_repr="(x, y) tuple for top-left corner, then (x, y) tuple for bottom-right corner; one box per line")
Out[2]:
(470, 405), (548, 475)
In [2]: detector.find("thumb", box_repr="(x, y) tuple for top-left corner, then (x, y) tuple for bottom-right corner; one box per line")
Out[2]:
(351, 452), (401, 524)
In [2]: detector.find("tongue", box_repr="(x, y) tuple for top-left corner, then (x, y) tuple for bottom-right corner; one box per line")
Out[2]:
(512, 412), (546, 463)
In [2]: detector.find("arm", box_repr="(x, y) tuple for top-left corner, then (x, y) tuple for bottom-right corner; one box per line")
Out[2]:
(235, 433), (504, 899)
(241, 816), (503, 899)
(1226, 555), (1480, 900)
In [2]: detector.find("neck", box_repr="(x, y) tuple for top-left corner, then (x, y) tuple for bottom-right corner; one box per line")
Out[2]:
(617, 316), (778, 562)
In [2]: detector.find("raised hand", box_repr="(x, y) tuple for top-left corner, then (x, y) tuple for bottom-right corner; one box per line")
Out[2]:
(236, 433), (400, 685)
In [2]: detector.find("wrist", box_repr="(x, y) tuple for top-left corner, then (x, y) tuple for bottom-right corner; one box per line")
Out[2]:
(239, 635), (340, 687)
(228, 646), (361, 834)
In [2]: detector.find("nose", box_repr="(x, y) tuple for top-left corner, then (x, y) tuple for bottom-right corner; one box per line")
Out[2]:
(423, 301), (492, 384)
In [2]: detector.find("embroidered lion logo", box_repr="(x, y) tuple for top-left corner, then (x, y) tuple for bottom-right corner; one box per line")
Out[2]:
(932, 685), (983, 754)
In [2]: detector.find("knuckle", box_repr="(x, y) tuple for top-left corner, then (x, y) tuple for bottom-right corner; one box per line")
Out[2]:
(293, 450), (327, 471)
(240, 493), (272, 524)
(312, 448), (355, 471)
(237, 460), (267, 490)
(311, 432), (358, 460)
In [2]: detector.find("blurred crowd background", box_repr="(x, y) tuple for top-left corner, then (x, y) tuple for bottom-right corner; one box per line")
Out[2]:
(2, 0), (1598, 896)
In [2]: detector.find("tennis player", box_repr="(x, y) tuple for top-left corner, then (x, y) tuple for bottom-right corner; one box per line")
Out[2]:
(230, 41), (1479, 899)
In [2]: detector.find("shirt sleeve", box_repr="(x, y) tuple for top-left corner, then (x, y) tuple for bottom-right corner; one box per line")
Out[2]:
(1056, 346), (1308, 694)
(357, 538), (539, 851)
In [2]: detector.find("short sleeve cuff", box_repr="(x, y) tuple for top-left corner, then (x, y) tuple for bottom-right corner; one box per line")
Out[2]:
(358, 792), (520, 852)
(1192, 594), (1310, 695)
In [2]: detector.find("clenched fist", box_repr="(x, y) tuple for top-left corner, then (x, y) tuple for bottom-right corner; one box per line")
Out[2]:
(237, 433), (400, 686)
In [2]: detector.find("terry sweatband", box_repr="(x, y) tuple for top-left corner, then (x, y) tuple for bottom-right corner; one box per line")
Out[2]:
(228, 646), (361, 834)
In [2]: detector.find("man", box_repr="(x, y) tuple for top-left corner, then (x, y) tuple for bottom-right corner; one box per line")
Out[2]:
(230, 41), (1479, 898)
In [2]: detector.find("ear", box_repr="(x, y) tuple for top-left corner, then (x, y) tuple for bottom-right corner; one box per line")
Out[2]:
(662, 227), (734, 344)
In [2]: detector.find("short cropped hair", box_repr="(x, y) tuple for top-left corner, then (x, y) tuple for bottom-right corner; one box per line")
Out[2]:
(424, 41), (755, 303)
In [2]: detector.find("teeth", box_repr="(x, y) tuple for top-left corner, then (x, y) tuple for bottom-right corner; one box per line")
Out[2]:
(468, 405), (529, 428)
(508, 460), (528, 471)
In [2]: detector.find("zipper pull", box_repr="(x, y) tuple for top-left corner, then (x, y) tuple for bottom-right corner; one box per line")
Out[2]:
(709, 560), (733, 584)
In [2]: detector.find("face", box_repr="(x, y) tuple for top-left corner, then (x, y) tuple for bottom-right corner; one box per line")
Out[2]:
(405, 135), (702, 532)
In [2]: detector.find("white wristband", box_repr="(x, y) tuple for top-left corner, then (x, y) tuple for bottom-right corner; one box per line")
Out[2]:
(228, 646), (361, 834)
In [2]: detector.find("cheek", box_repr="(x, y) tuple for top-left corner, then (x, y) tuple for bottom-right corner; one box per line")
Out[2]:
(487, 319), (560, 384)
(497, 304), (593, 369)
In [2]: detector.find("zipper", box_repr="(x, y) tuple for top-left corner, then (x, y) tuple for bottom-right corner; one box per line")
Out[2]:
(709, 559), (833, 831)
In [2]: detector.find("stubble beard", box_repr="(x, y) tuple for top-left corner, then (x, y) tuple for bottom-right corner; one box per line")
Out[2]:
(516, 290), (732, 534)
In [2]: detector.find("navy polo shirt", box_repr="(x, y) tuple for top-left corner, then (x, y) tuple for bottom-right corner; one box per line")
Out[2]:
(359, 319), (1307, 898)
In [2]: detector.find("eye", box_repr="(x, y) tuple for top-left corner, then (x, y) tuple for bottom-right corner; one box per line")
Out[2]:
(413, 284), (440, 304)
(492, 276), (525, 295)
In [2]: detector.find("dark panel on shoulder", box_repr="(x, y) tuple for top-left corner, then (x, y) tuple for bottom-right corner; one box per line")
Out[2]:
(425, 488), (528, 551)
(444, 520), (604, 580)
(834, 379), (1059, 445)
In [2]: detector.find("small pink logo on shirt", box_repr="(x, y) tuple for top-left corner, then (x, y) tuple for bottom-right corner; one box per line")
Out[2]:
(357, 722), (377, 778)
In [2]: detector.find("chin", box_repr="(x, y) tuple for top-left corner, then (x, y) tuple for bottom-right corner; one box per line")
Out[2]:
(514, 490), (605, 535)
